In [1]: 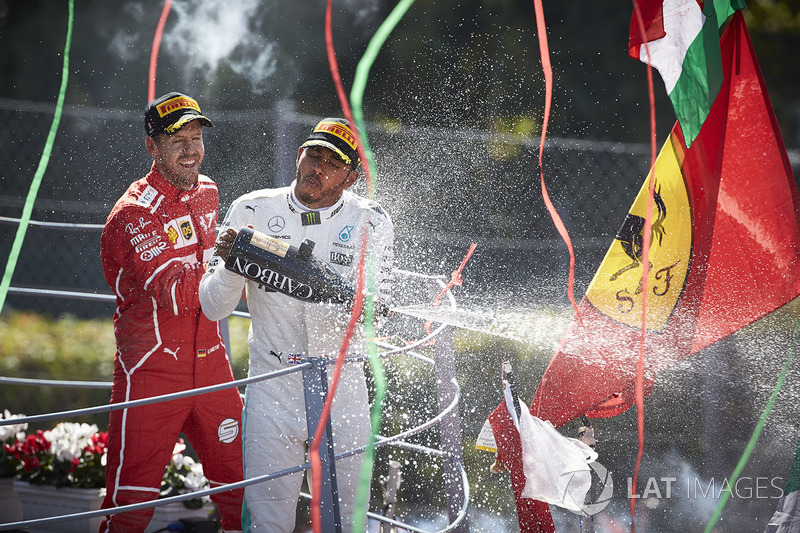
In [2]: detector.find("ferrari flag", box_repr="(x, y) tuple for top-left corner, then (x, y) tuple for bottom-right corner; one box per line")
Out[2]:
(489, 11), (800, 531)
(628, 0), (745, 146)
(530, 9), (800, 429)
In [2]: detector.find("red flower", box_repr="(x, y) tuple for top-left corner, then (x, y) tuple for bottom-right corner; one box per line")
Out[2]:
(23, 457), (40, 471)
(83, 431), (109, 457)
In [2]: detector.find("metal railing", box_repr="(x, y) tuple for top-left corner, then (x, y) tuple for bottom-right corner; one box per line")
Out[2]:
(0, 219), (472, 532)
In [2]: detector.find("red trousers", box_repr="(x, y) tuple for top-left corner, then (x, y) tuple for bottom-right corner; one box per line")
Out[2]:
(99, 349), (244, 532)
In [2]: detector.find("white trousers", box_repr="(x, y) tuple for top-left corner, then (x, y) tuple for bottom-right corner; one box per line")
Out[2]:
(241, 374), (371, 532)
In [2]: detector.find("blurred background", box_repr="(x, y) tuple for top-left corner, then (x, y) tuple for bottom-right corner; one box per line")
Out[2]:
(1, 1), (800, 531)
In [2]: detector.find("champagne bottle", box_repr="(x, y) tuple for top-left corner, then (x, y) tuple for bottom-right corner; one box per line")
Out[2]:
(225, 226), (391, 316)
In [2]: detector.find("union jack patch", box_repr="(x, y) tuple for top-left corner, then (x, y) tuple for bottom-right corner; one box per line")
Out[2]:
(287, 353), (302, 365)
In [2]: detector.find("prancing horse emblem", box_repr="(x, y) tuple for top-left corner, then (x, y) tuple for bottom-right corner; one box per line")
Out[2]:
(609, 184), (667, 292)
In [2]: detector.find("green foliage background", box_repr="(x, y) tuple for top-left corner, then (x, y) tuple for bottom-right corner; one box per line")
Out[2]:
(0, 312), (252, 432)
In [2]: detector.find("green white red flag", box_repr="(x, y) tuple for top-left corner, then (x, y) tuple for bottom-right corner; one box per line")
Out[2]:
(489, 11), (800, 531)
(628, 0), (745, 146)
(533, 7), (800, 432)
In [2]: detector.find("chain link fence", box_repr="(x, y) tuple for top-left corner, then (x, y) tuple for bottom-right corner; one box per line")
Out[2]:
(1, 98), (799, 316)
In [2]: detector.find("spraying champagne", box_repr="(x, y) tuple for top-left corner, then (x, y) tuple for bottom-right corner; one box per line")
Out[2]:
(224, 226), (392, 317)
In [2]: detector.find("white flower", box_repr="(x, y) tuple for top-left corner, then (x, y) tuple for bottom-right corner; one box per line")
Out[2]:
(165, 445), (209, 498)
(172, 440), (187, 457)
(182, 463), (208, 493)
(171, 451), (189, 469)
(0, 410), (28, 442)
(45, 422), (98, 462)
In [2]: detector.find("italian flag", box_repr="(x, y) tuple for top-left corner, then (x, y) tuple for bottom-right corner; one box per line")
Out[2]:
(765, 437), (800, 532)
(628, 0), (745, 146)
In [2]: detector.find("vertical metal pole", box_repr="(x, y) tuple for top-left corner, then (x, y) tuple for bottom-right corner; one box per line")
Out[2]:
(434, 323), (470, 532)
(220, 317), (232, 365)
(302, 357), (342, 533)
(275, 99), (298, 188)
(380, 460), (403, 533)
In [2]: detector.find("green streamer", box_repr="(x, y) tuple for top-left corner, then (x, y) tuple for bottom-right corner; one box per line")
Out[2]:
(0, 0), (74, 314)
(352, 259), (386, 531)
(349, 0), (416, 530)
(350, 0), (415, 197)
(703, 316), (800, 532)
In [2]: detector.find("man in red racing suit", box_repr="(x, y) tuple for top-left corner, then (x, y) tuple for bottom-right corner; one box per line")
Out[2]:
(99, 92), (244, 532)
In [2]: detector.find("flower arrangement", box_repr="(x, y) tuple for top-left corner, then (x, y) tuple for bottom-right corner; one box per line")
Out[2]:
(4, 420), (108, 488)
(1, 412), (209, 509)
(161, 438), (211, 509)
(0, 409), (28, 478)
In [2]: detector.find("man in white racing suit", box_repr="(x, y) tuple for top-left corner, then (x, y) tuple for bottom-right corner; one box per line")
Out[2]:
(199, 118), (393, 531)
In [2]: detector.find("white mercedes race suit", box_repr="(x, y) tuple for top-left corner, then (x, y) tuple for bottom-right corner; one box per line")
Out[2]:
(199, 182), (393, 532)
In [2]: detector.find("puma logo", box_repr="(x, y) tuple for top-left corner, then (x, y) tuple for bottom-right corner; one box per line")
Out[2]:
(270, 350), (282, 363)
(164, 347), (180, 360)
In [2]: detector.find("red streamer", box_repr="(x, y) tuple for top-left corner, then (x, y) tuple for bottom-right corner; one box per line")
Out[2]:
(424, 243), (477, 337)
(526, 2), (657, 532)
(530, 0), (581, 324)
(148, 0), (173, 103)
(323, 0), (372, 193)
(308, 232), (367, 533)
(628, 2), (659, 531)
(306, 3), (374, 531)
(433, 243), (477, 307)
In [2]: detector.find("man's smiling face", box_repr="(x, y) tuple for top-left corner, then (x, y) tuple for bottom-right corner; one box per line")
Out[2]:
(146, 120), (205, 190)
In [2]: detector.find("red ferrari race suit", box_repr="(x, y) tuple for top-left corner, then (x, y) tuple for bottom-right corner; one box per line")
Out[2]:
(99, 166), (244, 532)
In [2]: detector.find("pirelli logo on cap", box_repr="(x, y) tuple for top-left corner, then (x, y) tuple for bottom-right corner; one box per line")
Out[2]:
(156, 96), (201, 118)
(314, 121), (356, 150)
